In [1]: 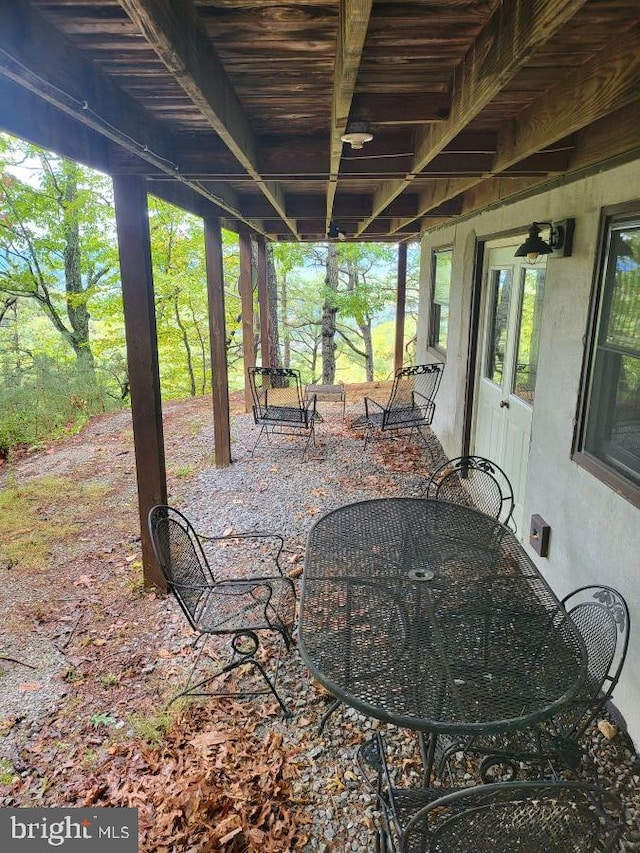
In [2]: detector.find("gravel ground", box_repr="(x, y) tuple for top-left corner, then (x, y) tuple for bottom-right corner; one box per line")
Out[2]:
(3, 393), (637, 850)
(176, 401), (640, 852)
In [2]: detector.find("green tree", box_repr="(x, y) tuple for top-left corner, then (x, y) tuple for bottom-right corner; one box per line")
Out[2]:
(334, 243), (396, 380)
(0, 136), (117, 395)
(149, 198), (209, 397)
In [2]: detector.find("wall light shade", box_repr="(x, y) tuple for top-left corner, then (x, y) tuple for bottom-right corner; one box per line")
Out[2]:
(340, 121), (373, 150)
(515, 219), (575, 263)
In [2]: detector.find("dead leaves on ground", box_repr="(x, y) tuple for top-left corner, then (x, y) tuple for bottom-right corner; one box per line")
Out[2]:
(68, 703), (305, 852)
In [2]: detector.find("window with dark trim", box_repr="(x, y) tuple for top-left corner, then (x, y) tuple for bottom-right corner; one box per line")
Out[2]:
(429, 249), (452, 353)
(576, 209), (640, 495)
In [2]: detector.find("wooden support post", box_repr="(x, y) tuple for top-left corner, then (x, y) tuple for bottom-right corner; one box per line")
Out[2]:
(238, 231), (255, 412)
(204, 215), (232, 467)
(257, 237), (270, 366)
(113, 175), (167, 590)
(394, 242), (408, 374)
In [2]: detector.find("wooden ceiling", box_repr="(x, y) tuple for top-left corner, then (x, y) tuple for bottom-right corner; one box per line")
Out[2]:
(1, 1), (640, 242)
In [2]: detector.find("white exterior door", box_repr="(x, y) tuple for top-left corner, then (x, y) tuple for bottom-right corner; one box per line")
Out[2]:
(474, 243), (547, 532)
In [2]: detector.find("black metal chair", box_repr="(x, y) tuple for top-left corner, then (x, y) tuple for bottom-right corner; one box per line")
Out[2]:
(360, 363), (444, 452)
(421, 455), (516, 529)
(358, 733), (625, 853)
(148, 505), (296, 715)
(248, 366), (317, 459)
(438, 585), (630, 782)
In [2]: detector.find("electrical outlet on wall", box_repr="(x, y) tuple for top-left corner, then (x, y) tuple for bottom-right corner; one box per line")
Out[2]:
(530, 514), (551, 557)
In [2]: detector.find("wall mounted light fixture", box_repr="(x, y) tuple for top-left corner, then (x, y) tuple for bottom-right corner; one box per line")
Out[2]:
(328, 220), (346, 241)
(340, 121), (374, 150)
(514, 218), (575, 263)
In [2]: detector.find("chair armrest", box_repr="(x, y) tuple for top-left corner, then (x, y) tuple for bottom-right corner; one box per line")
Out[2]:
(364, 396), (385, 417)
(171, 578), (275, 594)
(304, 393), (317, 419)
(413, 390), (430, 405)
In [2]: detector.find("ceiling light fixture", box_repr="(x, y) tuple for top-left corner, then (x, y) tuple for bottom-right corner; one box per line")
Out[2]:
(340, 120), (374, 150)
(514, 218), (575, 263)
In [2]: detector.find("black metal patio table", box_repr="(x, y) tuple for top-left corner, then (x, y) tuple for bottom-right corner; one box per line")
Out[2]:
(299, 498), (587, 781)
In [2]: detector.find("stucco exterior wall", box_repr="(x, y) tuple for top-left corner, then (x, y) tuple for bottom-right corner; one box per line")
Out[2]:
(417, 160), (640, 748)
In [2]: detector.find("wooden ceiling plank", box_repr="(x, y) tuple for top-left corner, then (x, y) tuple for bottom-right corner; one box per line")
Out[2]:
(493, 25), (640, 173)
(327, 0), (374, 229)
(350, 92), (451, 124)
(427, 102), (640, 230)
(356, 0), (588, 235)
(117, 0), (300, 238)
(0, 0), (268, 233)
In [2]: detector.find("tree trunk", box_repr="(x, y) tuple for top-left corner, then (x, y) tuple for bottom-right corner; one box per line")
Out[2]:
(173, 296), (196, 396)
(62, 162), (95, 387)
(322, 244), (339, 383)
(281, 270), (290, 368)
(345, 256), (375, 381)
(266, 243), (282, 369)
(361, 318), (374, 381)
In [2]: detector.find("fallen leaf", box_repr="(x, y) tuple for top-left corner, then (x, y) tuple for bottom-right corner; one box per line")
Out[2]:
(219, 826), (242, 845)
(190, 730), (231, 756)
(597, 719), (618, 740)
(19, 682), (42, 692)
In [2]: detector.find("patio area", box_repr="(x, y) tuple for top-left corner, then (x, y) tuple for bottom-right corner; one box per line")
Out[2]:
(1, 387), (639, 850)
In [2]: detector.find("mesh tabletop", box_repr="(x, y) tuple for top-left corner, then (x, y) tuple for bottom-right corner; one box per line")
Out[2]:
(299, 498), (586, 735)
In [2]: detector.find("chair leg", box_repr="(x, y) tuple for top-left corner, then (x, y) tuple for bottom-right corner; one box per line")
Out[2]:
(418, 731), (438, 787)
(318, 697), (342, 732)
(416, 426), (435, 463)
(250, 424), (268, 457)
(363, 424), (373, 449)
(301, 422), (315, 461)
(165, 631), (290, 716)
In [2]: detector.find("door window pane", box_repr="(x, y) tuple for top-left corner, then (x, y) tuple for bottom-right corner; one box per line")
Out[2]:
(513, 268), (545, 404)
(430, 250), (452, 352)
(485, 268), (512, 385)
(582, 219), (640, 487)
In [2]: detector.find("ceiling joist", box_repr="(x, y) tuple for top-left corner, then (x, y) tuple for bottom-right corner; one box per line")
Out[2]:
(326, 0), (373, 233)
(117, 0), (300, 239)
(0, 0), (266, 233)
(356, 0), (588, 236)
(1, 1), (639, 243)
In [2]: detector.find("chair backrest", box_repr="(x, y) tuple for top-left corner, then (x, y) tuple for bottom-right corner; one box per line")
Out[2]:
(402, 780), (625, 853)
(248, 366), (306, 420)
(148, 505), (213, 629)
(424, 455), (515, 527)
(386, 363), (444, 413)
(560, 585), (630, 737)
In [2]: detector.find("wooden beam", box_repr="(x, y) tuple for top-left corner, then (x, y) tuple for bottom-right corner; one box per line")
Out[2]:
(493, 26), (640, 173)
(356, 0), (588, 235)
(327, 0), (374, 229)
(0, 0), (264, 234)
(203, 215), (232, 468)
(571, 98), (640, 171)
(392, 25), (640, 232)
(238, 232), (255, 413)
(112, 175), (167, 590)
(118, 0), (299, 239)
(0, 77), (111, 173)
(394, 243), (407, 374)
(440, 101), (640, 224)
(388, 178), (482, 233)
(146, 179), (210, 220)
